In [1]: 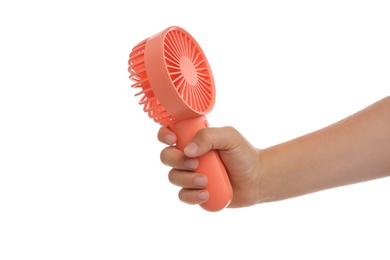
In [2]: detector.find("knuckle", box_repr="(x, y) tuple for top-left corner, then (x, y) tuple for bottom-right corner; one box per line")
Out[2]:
(159, 147), (169, 164)
(196, 128), (213, 145)
(167, 169), (176, 184)
(157, 127), (166, 142)
(224, 126), (239, 136)
(178, 189), (187, 202)
(196, 127), (209, 140)
(178, 189), (195, 204)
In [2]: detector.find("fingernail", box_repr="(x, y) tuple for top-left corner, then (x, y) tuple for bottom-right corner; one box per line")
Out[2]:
(164, 134), (173, 145)
(197, 191), (208, 201)
(194, 176), (207, 187)
(184, 159), (198, 170)
(184, 142), (198, 156)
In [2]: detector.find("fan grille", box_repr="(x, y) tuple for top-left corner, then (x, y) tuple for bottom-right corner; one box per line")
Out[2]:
(129, 40), (175, 126)
(163, 30), (213, 113)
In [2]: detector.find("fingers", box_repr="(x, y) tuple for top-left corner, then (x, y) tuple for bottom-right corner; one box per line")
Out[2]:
(160, 146), (199, 170)
(178, 189), (209, 205)
(168, 169), (209, 204)
(184, 126), (243, 157)
(168, 169), (208, 188)
(159, 133), (208, 205)
(158, 126), (242, 206)
(157, 126), (177, 145)
(159, 126), (242, 157)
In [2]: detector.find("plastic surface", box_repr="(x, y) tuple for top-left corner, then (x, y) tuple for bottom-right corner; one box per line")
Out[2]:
(170, 116), (233, 212)
(128, 26), (233, 212)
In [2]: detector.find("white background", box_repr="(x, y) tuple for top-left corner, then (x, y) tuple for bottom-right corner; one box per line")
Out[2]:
(1, 0), (389, 259)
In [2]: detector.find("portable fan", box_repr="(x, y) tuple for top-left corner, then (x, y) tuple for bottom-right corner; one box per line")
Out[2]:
(128, 26), (233, 212)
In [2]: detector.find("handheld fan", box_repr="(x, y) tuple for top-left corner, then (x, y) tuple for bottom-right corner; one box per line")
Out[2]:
(128, 26), (233, 212)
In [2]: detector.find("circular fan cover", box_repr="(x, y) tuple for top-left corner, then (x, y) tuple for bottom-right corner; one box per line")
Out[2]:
(163, 29), (215, 114)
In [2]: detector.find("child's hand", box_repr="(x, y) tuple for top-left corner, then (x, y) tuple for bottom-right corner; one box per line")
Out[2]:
(158, 126), (263, 208)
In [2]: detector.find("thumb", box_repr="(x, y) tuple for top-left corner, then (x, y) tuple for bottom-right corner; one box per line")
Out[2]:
(183, 126), (244, 158)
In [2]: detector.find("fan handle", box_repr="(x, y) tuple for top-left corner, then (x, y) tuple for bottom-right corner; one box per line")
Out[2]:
(170, 116), (233, 212)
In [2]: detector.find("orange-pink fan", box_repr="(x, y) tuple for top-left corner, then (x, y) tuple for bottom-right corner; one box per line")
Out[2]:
(128, 26), (233, 212)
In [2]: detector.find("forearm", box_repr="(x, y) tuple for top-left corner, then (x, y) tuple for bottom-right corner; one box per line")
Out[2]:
(258, 96), (390, 203)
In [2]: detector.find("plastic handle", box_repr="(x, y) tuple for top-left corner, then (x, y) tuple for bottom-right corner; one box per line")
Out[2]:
(169, 116), (233, 212)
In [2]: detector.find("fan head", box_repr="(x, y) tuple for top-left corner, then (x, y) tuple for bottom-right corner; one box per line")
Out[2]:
(128, 26), (216, 126)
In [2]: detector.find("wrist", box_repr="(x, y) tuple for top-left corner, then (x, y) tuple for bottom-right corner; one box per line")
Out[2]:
(255, 147), (275, 204)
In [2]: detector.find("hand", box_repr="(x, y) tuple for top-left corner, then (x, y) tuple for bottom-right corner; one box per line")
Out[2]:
(158, 126), (263, 208)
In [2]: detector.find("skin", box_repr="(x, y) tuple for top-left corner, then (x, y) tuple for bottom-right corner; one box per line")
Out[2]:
(158, 96), (390, 208)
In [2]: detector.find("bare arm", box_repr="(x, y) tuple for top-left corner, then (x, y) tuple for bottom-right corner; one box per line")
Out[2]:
(159, 96), (390, 208)
(258, 96), (390, 203)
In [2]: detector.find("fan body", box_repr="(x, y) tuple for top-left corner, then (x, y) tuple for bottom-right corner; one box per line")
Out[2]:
(128, 26), (233, 212)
